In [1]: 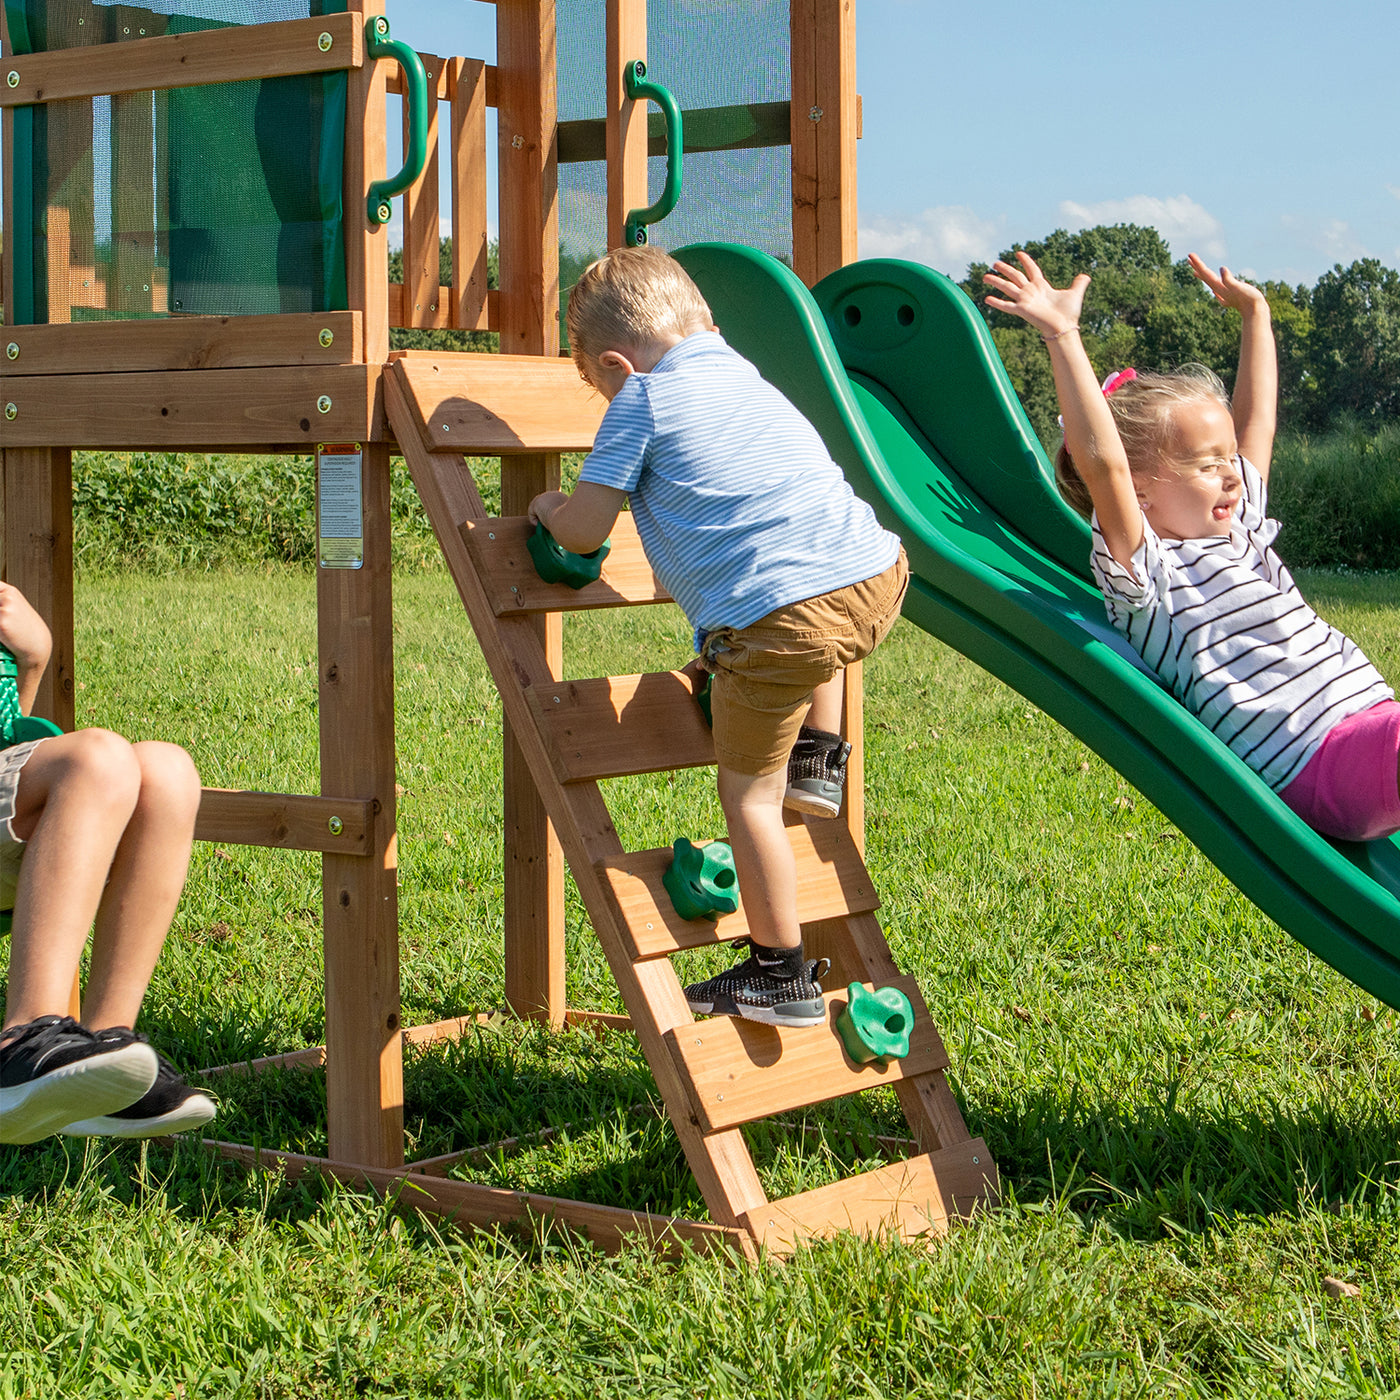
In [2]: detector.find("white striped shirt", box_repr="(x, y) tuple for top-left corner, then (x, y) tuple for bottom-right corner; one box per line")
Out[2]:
(1091, 456), (1393, 791)
(579, 332), (902, 647)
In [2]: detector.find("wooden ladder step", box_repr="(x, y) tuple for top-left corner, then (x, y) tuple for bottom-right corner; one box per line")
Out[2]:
(744, 1138), (999, 1253)
(392, 350), (606, 454)
(465, 515), (671, 616)
(597, 818), (879, 958)
(535, 669), (713, 782)
(664, 976), (948, 1132)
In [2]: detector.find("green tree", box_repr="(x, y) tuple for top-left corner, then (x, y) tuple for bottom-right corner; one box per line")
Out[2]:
(1307, 258), (1400, 426)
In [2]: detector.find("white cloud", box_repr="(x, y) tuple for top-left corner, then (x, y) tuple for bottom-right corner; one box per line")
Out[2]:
(1387, 184), (1400, 201)
(857, 206), (1004, 275)
(1059, 195), (1226, 263)
(1279, 213), (1372, 270)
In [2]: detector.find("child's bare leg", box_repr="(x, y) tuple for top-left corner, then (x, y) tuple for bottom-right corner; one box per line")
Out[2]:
(804, 670), (845, 735)
(2, 731), (141, 1035)
(717, 764), (800, 949)
(82, 742), (200, 1032)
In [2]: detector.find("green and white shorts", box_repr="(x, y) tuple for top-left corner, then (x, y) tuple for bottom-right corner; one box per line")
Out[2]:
(0, 738), (46, 918)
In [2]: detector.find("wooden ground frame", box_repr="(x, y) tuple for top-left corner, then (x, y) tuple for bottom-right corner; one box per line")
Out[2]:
(0, 0), (998, 1255)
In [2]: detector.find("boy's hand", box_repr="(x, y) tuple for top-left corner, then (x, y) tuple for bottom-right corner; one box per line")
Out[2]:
(527, 491), (568, 530)
(0, 583), (51, 672)
(1188, 254), (1269, 317)
(983, 251), (1089, 340)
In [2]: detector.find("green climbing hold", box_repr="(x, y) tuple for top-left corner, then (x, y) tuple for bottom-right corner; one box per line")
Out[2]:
(836, 982), (914, 1064)
(527, 522), (611, 589)
(662, 837), (739, 921)
(0, 647), (61, 750)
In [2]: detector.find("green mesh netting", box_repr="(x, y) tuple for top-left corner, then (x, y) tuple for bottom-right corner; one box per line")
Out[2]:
(5, 1), (348, 324)
(555, 0), (792, 318)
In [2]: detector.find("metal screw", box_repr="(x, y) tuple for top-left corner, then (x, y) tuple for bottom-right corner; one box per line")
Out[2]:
(3, 404), (14, 420)
(441, 423), (450, 432)
(316, 395), (332, 414)
(318, 328), (334, 348)
(328, 815), (344, 836)
(973, 1155), (980, 1164)
(645, 922), (653, 929)
(376, 201), (392, 223)
(6, 72), (18, 88)
(487, 532), (495, 539)
(716, 1093), (724, 1101)
(318, 30), (333, 51)
(510, 585), (518, 593)
(694, 1039), (702, 1046)
(809, 105), (824, 122)
(143, 283), (149, 292)
(373, 16), (388, 36)
(5, 344), (17, 361)
(552, 696), (560, 703)
(511, 134), (524, 149)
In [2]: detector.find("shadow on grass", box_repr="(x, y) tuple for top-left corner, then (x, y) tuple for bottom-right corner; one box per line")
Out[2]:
(967, 1078), (1400, 1236)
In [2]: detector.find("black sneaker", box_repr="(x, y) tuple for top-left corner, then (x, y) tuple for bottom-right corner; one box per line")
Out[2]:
(784, 727), (852, 819)
(0, 1016), (158, 1145)
(684, 939), (830, 1028)
(62, 1030), (217, 1139)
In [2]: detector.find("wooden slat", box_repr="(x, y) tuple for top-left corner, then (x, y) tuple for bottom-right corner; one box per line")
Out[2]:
(389, 285), (497, 331)
(451, 57), (490, 331)
(389, 61), (498, 105)
(598, 818), (878, 958)
(462, 513), (667, 615)
(392, 352), (602, 453)
(666, 977), (948, 1134)
(606, 0), (649, 251)
(402, 51), (443, 330)
(206, 1141), (755, 1260)
(0, 313), (362, 376)
(0, 364), (382, 447)
(0, 14), (363, 106)
(195, 789), (372, 855)
(746, 1139), (999, 1253)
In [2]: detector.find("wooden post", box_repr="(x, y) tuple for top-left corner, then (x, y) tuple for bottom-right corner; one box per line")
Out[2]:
(497, 0), (566, 1025)
(606, 0), (648, 253)
(402, 51), (443, 329)
(790, 0), (858, 288)
(346, 0), (390, 368)
(318, 442), (402, 1168)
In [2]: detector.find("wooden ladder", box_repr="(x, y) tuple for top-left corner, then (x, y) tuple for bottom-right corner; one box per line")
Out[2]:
(387, 353), (998, 1252)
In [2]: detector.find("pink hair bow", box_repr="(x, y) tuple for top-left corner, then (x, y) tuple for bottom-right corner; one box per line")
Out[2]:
(1100, 368), (1137, 396)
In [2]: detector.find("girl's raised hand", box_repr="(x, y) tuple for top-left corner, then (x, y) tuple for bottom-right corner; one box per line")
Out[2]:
(982, 251), (1089, 340)
(1187, 253), (1268, 314)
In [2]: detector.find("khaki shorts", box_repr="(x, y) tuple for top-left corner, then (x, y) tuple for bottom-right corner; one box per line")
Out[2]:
(700, 550), (909, 775)
(0, 738), (44, 915)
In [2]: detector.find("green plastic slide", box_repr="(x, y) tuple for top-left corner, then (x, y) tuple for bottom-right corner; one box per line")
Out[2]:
(673, 243), (1400, 1010)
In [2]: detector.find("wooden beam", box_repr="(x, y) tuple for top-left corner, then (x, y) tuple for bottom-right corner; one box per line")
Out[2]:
(0, 313), (362, 376)
(0, 14), (363, 107)
(462, 514), (666, 615)
(666, 976), (949, 1134)
(0, 448), (73, 730)
(195, 789), (373, 855)
(390, 353), (601, 454)
(318, 440), (402, 1168)
(0, 364), (383, 447)
(388, 284), (497, 331)
(346, 0), (389, 366)
(606, 0), (649, 252)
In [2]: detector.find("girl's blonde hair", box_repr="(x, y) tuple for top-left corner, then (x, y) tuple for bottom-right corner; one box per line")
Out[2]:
(565, 246), (713, 373)
(1054, 364), (1231, 519)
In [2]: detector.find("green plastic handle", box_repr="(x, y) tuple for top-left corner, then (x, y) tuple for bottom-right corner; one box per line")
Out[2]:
(623, 60), (683, 247)
(0, 645), (62, 750)
(365, 16), (429, 226)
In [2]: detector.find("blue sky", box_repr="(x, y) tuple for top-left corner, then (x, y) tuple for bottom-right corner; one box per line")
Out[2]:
(391, 0), (1399, 287)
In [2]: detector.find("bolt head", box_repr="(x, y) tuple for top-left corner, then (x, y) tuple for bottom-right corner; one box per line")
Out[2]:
(316, 395), (333, 414)
(809, 105), (824, 121)
(4, 404), (16, 420)
(376, 201), (392, 223)
(5, 344), (17, 361)
(328, 815), (344, 835)
(318, 30), (333, 51)
(6, 72), (18, 88)
(318, 328), (334, 348)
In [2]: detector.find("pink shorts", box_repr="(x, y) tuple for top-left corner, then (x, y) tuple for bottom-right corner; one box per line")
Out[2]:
(1279, 700), (1400, 842)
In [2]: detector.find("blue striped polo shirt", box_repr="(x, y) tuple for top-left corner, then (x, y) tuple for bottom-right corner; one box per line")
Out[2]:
(578, 332), (902, 647)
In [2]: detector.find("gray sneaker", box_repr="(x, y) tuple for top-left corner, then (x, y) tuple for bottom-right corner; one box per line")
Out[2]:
(684, 940), (830, 1028)
(0, 1016), (157, 1145)
(784, 728), (852, 819)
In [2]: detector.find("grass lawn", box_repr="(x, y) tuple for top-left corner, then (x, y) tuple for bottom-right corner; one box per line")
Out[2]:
(2, 564), (1398, 1398)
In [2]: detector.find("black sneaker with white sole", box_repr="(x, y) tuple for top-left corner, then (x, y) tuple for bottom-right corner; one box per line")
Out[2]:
(784, 727), (852, 819)
(0, 1016), (158, 1145)
(684, 938), (830, 1028)
(62, 1029), (217, 1139)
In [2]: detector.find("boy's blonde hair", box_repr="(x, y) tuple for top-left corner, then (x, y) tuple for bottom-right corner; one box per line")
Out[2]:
(1055, 364), (1231, 519)
(565, 246), (713, 372)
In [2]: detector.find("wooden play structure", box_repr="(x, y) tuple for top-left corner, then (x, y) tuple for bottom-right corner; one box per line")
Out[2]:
(0, 0), (997, 1256)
